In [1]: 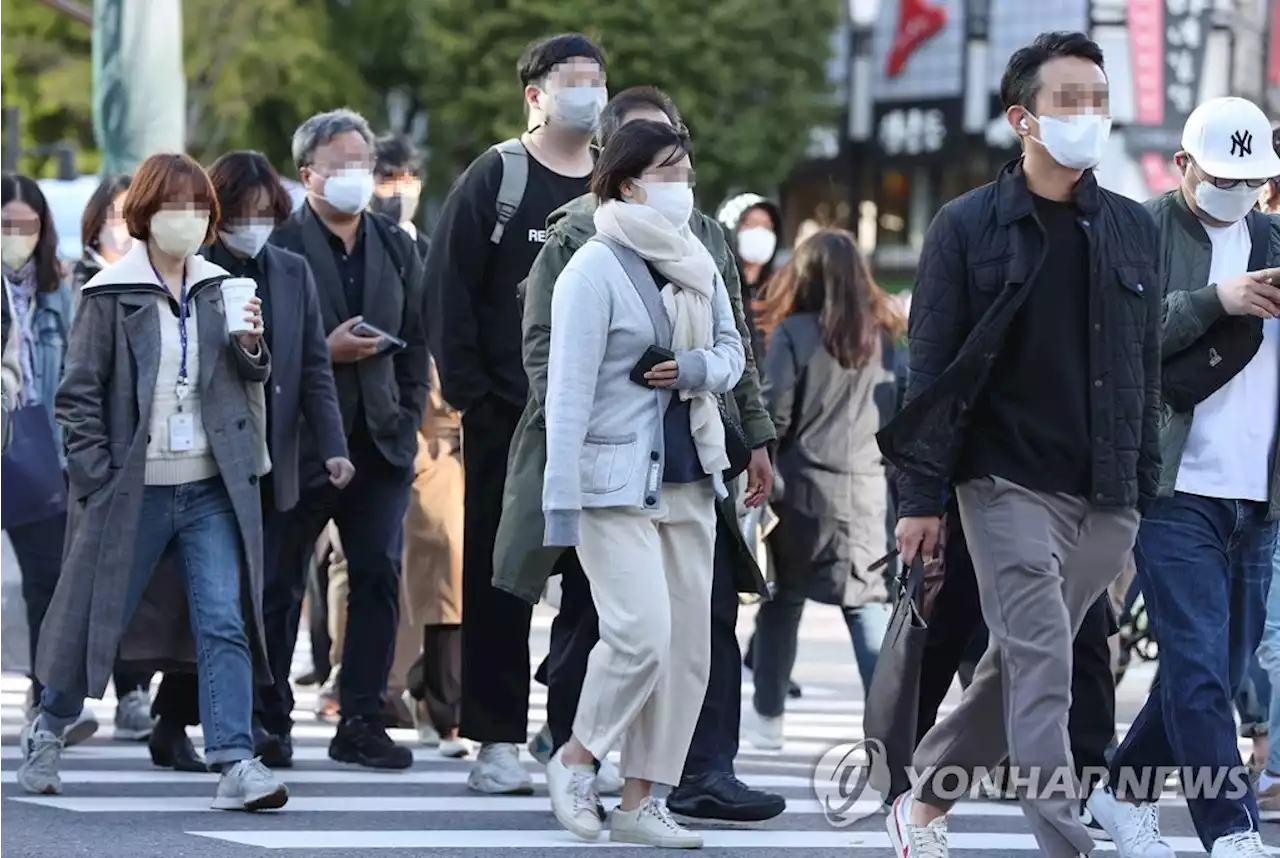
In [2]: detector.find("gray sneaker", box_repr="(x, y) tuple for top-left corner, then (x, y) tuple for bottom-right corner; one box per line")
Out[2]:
(16, 721), (64, 795)
(211, 758), (289, 811)
(113, 689), (156, 741)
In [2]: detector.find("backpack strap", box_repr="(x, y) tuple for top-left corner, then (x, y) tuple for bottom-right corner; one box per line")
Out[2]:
(490, 138), (528, 245)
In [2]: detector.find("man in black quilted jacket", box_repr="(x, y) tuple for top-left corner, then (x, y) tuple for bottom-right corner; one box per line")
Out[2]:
(875, 31), (1162, 858)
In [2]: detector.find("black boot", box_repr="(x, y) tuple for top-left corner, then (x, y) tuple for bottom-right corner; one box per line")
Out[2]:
(253, 720), (294, 769)
(148, 719), (205, 772)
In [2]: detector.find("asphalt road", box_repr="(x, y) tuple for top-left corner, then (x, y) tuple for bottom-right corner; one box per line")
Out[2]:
(2, 604), (1278, 857)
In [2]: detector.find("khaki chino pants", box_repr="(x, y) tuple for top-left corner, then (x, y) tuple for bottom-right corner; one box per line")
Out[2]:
(573, 482), (717, 786)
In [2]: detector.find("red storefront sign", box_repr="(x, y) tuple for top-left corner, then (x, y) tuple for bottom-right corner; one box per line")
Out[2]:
(887, 0), (948, 77)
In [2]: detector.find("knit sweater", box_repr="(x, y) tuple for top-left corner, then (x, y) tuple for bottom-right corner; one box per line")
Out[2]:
(145, 297), (218, 485)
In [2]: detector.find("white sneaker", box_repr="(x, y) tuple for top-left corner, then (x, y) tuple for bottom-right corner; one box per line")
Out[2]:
(546, 747), (602, 841)
(113, 689), (156, 741)
(595, 757), (623, 796)
(466, 742), (534, 795)
(886, 792), (948, 858)
(747, 714), (784, 751)
(610, 796), (702, 848)
(63, 708), (99, 748)
(1210, 830), (1270, 857)
(211, 758), (289, 811)
(16, 720), (63, 795)
(439, 736), (472, 759)
(403, 691), (440, 747)
(1084, 785), (1175, 858)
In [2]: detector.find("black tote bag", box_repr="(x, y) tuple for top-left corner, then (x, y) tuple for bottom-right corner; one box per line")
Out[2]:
(862, 554), (928, 802)
(1, 403), (67, 530)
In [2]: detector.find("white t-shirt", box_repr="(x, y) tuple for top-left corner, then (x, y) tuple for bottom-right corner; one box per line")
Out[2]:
(1175, 218), (1280, 502)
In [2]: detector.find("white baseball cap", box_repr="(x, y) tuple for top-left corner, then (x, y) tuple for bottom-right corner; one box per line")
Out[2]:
(1182, 96), (1280, 181)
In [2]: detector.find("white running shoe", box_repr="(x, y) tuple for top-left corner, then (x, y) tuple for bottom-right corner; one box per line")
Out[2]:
(610, 796), (702, 848)
(746, 714), (784, 751)
(466, 742), (534, 795)
(211, 758), (289, 811)
(546, 747), (602, 841)
(1084, 784), (1175, 858)
(113, 689), (156, 741)
(886, 792), (948, 858)
(1209, 830), (1270, 858)
(16, 720), (63, 795)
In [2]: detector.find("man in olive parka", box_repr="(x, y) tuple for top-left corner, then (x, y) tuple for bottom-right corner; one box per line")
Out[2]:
(492, 86), (783, 822)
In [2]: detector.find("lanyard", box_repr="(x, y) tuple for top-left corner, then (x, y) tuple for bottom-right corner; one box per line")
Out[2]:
(152, 260), (191, 406)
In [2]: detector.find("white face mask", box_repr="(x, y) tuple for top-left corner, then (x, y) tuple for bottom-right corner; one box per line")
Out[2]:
(320, 168), (375, 214)
(547, 86), (607, 133)
(150, 211), (209, 259)
(1029, 113), (1112, 171)
(737, 227), (777, 264)
(221, 223), (275, 258)
(1194, 181), (1262, 224)
(637, 180), (694, 229)
(0, 234), (37, 270)
(99, 222), (134, 261)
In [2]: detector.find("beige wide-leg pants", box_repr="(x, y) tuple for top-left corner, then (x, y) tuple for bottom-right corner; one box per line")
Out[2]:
(573, 482), (717, 786)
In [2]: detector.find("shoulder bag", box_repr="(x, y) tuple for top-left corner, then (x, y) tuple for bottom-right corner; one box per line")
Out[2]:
(1162, 210), (1270, 413)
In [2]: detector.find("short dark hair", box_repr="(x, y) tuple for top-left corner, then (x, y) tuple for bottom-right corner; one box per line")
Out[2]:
(599, 86), (682, 148)
(123, 153), (219, 245)
(589, 120), (691, 202)
(80, 173), (131, 255)
(374, 134), (423, 179)
(206, 150), (293, 225)
(517, 33), (606, 86)
(1, 173), (60, 293)
(1000, 31), (1105, 111)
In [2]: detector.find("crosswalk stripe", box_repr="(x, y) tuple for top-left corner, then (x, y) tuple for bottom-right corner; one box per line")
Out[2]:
(186, 829), (1262, 852)
(11, 796), (1037, 815)
(0, 769), (816, 787)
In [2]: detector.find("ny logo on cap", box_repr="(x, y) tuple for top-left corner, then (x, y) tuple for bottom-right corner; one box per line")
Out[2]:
(1230, 129), (1253, 158)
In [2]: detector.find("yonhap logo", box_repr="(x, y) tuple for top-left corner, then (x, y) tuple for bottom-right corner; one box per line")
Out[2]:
(811, 739), (892, 827)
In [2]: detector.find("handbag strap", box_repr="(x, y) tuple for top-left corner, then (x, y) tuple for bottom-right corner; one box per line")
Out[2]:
(1246, 210), (1270, 272)
(895, 554), (929, 609)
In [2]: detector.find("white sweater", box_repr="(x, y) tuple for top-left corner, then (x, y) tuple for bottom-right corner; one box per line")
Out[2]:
(145, 296), (219, 485)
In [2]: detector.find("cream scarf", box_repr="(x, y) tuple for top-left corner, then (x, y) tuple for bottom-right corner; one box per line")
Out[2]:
(594, 199), (728, 478)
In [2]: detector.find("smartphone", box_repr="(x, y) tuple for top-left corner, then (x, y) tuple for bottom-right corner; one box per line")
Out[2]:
(353, 321), (407, 355)
(629, 345), (676, 387)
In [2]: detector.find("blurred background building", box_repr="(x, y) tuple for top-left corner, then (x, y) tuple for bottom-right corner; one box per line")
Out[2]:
(783, 0), (1280, 280)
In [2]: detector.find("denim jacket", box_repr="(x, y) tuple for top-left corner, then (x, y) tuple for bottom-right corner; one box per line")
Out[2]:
(26, 281), (74, 464)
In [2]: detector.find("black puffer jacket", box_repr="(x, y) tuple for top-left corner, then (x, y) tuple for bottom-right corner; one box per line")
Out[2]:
(877, 159), (1162, 518)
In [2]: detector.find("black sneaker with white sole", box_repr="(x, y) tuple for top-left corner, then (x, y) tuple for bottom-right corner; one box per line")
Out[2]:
(329, 717), (413, 769)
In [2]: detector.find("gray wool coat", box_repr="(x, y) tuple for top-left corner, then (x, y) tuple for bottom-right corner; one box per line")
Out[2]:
(37, 246), (273, 699)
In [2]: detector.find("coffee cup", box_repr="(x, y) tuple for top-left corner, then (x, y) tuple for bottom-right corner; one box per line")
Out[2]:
(219, 277), (258, 336)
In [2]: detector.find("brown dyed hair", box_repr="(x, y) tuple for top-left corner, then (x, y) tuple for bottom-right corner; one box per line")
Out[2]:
(122, 153), (219, 245)
(80, 173), (131, 255)
(753, 228), (905, 369)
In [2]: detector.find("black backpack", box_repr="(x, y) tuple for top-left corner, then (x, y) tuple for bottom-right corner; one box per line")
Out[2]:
(1161, 210), (1270, 414)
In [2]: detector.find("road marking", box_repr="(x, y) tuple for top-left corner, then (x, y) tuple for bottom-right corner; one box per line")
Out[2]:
(185, 829), (1258, 851)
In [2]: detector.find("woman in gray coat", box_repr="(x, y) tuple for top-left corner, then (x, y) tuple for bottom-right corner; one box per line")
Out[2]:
(16, 153), (288, 812)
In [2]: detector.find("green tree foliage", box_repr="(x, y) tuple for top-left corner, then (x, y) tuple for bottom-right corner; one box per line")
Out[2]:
(0, 0), (96, 175)
(418, 0), (841, 206)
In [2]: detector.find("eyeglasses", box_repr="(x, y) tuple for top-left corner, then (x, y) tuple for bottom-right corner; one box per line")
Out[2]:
(1193, 160), (1272, 190)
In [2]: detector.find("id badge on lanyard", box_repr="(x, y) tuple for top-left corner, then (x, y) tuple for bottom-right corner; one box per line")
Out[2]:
(159, 262), (196, 453)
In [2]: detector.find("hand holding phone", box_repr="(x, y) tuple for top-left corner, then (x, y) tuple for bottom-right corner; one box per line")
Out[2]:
(629, 345), (676, 388)
(352, 321), (408, 355)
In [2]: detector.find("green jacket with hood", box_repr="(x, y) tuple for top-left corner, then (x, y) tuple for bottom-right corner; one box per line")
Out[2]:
(492, 193), (776, 604)
(1148, 189), (1280, 520)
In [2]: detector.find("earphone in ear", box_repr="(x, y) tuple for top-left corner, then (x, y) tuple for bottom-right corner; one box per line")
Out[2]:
(1019, 118), (1029, 131)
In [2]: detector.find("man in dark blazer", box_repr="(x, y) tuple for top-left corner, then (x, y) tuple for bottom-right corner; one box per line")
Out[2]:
(270, 109), (431, 771)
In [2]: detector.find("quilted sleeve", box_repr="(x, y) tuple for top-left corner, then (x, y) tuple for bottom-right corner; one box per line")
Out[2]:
(1137, 214), (1163, 511)
(896, 203), (970, 519)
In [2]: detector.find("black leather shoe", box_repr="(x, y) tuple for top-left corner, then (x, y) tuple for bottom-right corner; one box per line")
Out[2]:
(148, 720), (205, 772)
(329, 717), (413, 769)
(666, 773), (786, 822)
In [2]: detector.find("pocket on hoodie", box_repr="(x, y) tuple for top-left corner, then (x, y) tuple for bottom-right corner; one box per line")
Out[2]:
(579, 433), (637, 495)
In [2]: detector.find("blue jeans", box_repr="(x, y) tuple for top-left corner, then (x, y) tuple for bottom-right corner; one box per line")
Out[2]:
(752, 594), (890, 718)
(1109, 492), (1276, 847)
(1255, 539), (1280, 775)
(1235, 654), (1271, 739)
(41, 478), (255, 766)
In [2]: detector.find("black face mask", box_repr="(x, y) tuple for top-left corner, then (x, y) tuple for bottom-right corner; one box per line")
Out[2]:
(370, 189), (421, 225)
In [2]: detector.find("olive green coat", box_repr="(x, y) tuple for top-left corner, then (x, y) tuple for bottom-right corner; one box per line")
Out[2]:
(492, 194), (776, 604)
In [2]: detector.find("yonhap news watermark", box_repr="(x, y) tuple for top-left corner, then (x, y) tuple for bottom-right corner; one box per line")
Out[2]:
(810, 739), (1254, 828)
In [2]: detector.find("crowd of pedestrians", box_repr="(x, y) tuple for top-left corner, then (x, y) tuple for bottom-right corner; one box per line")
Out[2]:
(0, 26), (1278, 857)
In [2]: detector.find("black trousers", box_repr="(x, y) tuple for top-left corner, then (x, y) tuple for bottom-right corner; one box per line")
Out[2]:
(411, 624), (462, 734)
(259, 433), (413, 730)
(459, 398), (532, 743)
(307, 548), (332, 683)
(915, 501), (1117, 795)
(153, 671), (200, 725)
(542, 519), (743, 781)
